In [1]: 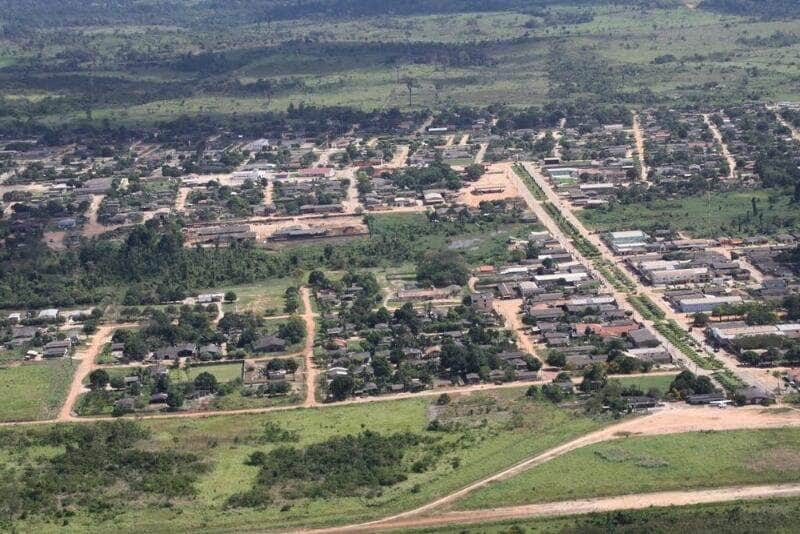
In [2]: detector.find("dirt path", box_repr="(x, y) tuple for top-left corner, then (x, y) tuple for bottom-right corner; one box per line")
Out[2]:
(387, 145), (409, 168)
(474, 143), (488, 164)
(264, 179), (274, 207)
(322, 484), (800, 532)
(458, 134), (469, 146)
(493, 299), (537, 358)
(772, 108), (800, 144)
(303, 404), (800, 533)
(341, 169), (362, 214)
(58, 324), (135, 421)
(175, 187), (191, 212)
(300, 287), (318, 407)
(416, 115), (434, 135)
(631, 112), (651, 184)
(703, 113), (737, 180)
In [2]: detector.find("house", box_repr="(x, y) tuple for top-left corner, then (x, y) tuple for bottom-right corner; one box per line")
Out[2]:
(626, 328), (660, 348)
(42, 339), (71, 358)
(37, 308), (59, 320)
(471, 292), (494, 314)
(465, 373), (481, 384)
(149, 393), (169, 404)
(625, 396), (659, 410)
(252, 335), (287, 353)
(677, 295), (743, 313)
(297, 167), (335, 178)
(686, 392), (726, 405)
(735, 386), (774, 405)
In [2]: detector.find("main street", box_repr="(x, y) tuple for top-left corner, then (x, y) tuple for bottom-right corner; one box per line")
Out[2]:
(518, 161), (780, 392)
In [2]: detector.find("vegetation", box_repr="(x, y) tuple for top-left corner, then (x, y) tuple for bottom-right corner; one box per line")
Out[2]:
(0, 360), (74, 422)
(0, 392), (612, 531)
(419, 497), (800, 533)
(456, 426), (800, 510)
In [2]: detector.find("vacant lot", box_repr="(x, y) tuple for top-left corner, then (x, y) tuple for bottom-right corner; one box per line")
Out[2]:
(0, 360), (74, 422)
(578, 189), (800, 238)
(169, 362), (243, 383)
(455, 427), (800, 510)
(214, 277), (302, 315)
(12, 392), (612, 532)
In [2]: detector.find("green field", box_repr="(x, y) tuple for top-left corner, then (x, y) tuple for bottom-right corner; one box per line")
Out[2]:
(169, 362), (243, 383)
(214, 277), (302, 315)
(610, 374), (678, 395)
(578, 188), (800, 238)
(456, 426), (800, 510)
(409, 497), (800, 533)
(0, 360), (74, 422)
(4, 2), (800, 124)
(11, 391), (613, 532)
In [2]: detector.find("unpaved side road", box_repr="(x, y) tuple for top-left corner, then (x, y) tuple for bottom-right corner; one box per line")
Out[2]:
(325, 484), (800, 532)
(631, 111), (652, 185)
(58, 324), (136, 421)
(302, 404), (800, 534)
(300, 287), (318, 407)
(703, 113), (737, 180)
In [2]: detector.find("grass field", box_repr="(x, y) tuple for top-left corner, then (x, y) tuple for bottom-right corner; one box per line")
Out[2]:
(12, 391), (613, 532)
(169, 362), (243, 383)
(0, 360), (74, 422)
(455, 427), (800, 510)
(578, 188), (800, 238)
(214, 277), (302, 315)
(610, 374), (677, 395)
(413, 497), (800, 533)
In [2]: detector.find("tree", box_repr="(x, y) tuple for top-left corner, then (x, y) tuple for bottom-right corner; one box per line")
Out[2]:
(194, 371), (219, 393)
(546, 351), (566, 367)
(329, 375), (354, 401)
(692, 312), (709, 327)
(123, 334), (148, 361)
(524, 356), (542, 372)
(88, 369), (110, 390)
(416, 249), (469, 287)
(167, 388), (184, 409)
(464, 164), (485, 180)
(278, 316), (306, 344)
(224, 291), (237, 302)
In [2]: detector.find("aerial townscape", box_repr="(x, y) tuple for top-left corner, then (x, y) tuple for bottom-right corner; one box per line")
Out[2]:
(2, 0), (800, 532)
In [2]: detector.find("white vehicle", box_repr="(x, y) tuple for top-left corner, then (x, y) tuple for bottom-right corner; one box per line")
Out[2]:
(709, 400), (732, 408)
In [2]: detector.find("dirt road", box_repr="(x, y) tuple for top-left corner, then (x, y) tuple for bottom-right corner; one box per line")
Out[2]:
(703, 113), (737, 180)
(631, 112), (651, 184)
(493, 299), (537, 357)
(58, 324), (135, 421)
(474, 143), (488, 164)
(304, 404), (800, 533)
(300, 287), (318, 407)
(772, 108), (800, 144)
(318, 484), (800, 532)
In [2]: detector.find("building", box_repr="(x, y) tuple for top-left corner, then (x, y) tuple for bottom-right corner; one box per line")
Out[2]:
(471, 292), (494, 314)
(677, 295), (743, 314)
(646, 268), (709, 285)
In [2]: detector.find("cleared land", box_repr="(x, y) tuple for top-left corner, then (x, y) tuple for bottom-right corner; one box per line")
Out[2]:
(456, 426), (800, 510)
(9, 392), (609, 533)
(0, 360), (74, 422)
(577, 188), (800, 238)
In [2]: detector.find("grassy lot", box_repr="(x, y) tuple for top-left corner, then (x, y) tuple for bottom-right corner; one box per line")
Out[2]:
(0, 345), (28, 362)
(213, 277), (302, 316)
(0, 360), (74, 422)
(169, 362), (243, 383)
(610, 374), (677, 395)
(578, 189), (800, 238)
(411, 497), (800, 533)
(13, 391), (614, 532)
(455, 426), (800, 510)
